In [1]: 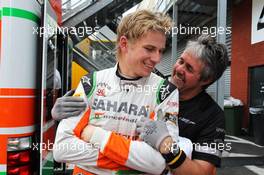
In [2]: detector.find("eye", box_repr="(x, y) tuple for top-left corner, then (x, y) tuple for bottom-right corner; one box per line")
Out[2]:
(144, 46), (156, 52)
(186, 66), (193, 72)
(160, 49), (165, 54)
(177, 58), (184, 64)
(145, 47), (153, 52)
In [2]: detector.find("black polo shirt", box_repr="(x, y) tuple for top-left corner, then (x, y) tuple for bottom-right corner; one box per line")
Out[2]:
(178, 91), (225, 167)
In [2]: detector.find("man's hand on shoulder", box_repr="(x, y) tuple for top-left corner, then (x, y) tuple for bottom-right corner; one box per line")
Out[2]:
(51, 89), (86, 120)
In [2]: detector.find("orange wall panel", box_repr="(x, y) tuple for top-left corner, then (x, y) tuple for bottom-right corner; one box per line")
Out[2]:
(49, 0), (62, 25)
(71, 61), (89, 89)
(232, 0), (264, 128)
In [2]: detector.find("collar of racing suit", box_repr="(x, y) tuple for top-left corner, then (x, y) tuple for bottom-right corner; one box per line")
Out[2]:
(113, 64), (150, 91)
(115, 63), (142, 80)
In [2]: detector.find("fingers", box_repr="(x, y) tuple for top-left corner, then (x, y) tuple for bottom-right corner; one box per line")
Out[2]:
(63, 107), (85, 112)
(137, 117), (151, 127)
(62, 96), (85, 102)
(136, 120), (145, 128)
(140, 117), (150, 122)
(61, 110), (83, 119)
(57, 97), (86, 107)
(62, 101), (86, 108)
(136, 126), (143, 134)
(64, 89), (76, 96)
(136, 117), (152, 135)
(136, 117), (150, 126)
(52, 92), (86, 120)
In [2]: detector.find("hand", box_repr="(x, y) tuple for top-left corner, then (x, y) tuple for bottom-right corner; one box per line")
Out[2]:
(166, 120), (179, 143)
(136, 117), (170, 150)
(51, 89), (86, 120)
(81, 125), (96, 142)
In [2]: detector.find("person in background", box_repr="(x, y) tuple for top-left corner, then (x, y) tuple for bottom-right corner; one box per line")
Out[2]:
(136, 34), (228, 175)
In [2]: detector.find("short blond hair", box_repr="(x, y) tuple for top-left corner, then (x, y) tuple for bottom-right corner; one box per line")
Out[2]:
(116, 10), (172, 57)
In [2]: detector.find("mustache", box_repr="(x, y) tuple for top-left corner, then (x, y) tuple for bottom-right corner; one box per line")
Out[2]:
(173, 71), (184, 80)
(177, 73), (184, 79)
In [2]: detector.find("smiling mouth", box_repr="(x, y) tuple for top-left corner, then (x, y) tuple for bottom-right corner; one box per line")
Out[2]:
(174, 73), (185, 83)
(144, 63), (154, 70)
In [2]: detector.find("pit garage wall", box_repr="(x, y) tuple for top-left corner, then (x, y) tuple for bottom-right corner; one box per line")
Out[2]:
(49, 0), (62, 25)
(231, 0), (264, 128)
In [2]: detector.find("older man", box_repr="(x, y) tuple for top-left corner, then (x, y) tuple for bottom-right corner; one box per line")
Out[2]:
(136, 34), (228, 175)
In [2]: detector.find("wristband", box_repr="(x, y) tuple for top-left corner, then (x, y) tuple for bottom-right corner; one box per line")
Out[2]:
(167, 150), (186, 169)
(162, 142), (180, 163)
(162, 142), (186, 169)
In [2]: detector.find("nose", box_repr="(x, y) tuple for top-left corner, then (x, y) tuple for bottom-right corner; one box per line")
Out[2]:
(151, 51), (162, 64)
(175, 63), (185, 74)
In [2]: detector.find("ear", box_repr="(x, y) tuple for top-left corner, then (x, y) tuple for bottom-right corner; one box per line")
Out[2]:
(119, 36), (128, 53)
(200, 78), (213, 87)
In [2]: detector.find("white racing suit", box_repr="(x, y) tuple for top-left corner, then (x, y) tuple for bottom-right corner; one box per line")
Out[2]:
(53, 65), (192, 175)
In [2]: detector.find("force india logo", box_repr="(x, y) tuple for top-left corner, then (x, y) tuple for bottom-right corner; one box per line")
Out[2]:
(92, 98), (148, 117)
(96, 88), (106, 96)
(96, 82), (112, 97)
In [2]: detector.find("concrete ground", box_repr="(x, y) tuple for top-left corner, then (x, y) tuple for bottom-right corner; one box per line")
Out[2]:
(217, 135), (264, 175)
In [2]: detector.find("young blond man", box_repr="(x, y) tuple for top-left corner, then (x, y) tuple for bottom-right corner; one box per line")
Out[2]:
(53, 10), (193, 175)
